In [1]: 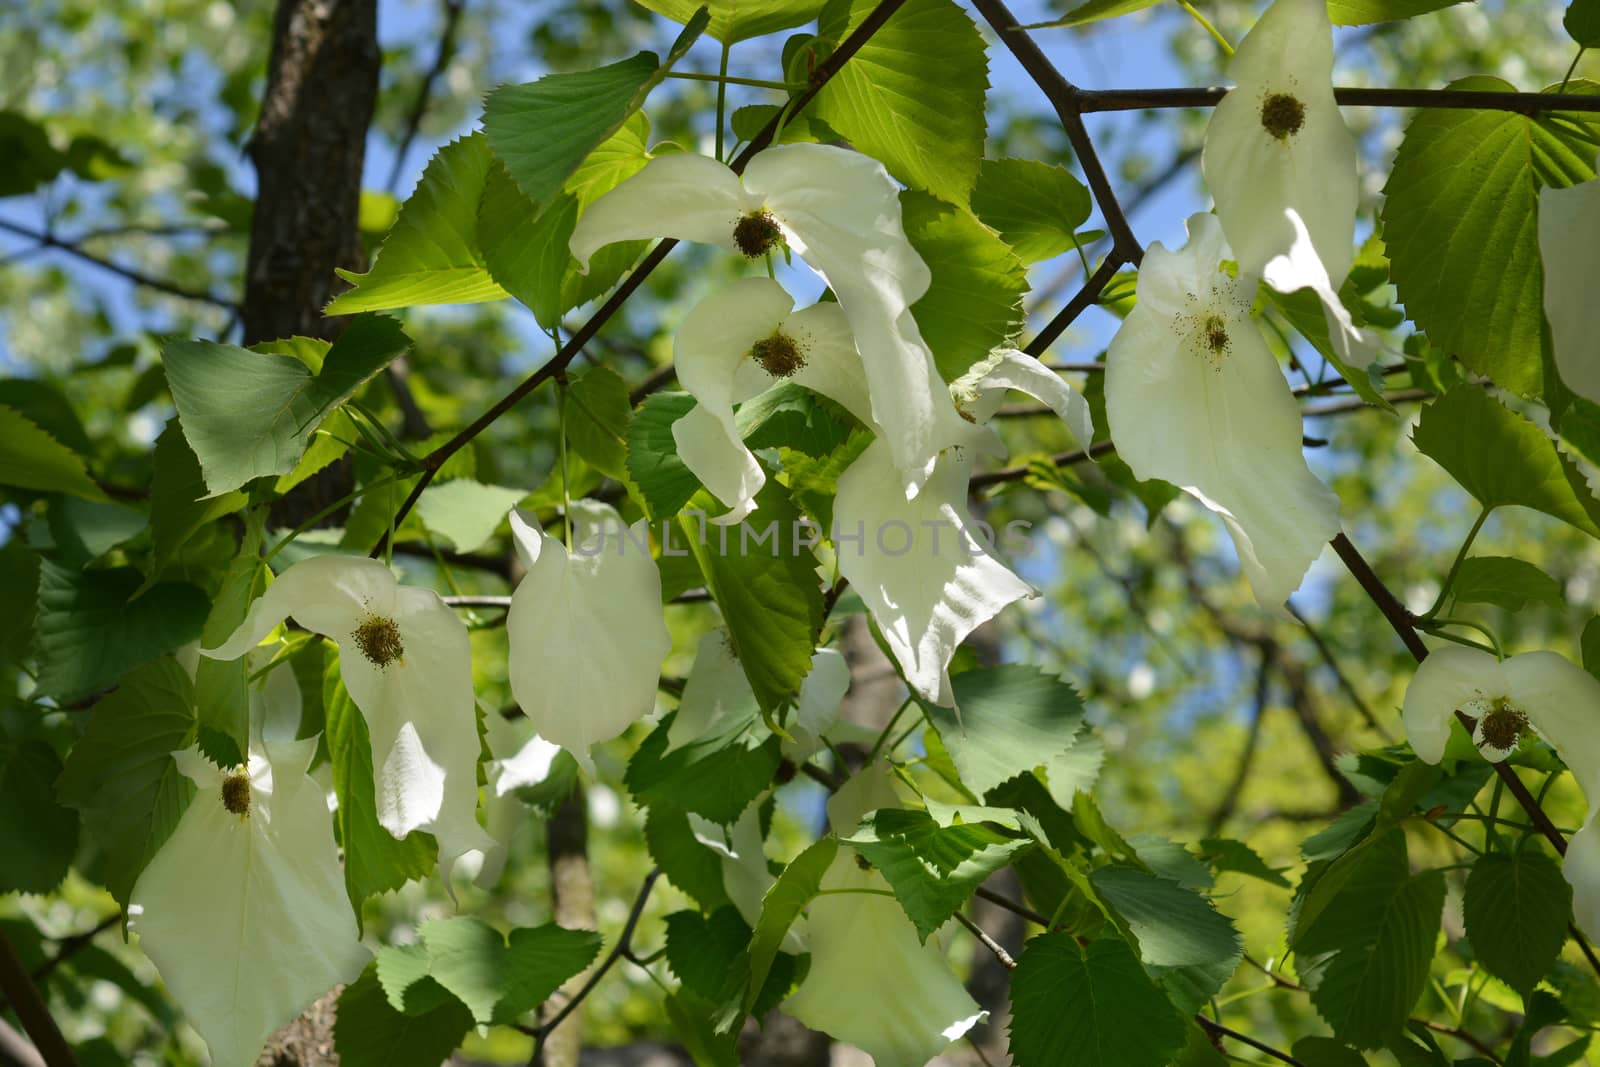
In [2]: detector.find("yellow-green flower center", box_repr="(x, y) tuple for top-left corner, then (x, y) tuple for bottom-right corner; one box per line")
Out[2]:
(222, 771), (251, 816)
(1202, 315), (1230, 357)
(353, 615), (405, 667)
(751, 332), (806, 378)
(1261, 93), (1306, 140)
(733, 210), (784, 258)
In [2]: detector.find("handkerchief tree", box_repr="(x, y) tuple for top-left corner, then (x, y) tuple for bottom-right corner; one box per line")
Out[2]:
(6, 0), (1600, 1065)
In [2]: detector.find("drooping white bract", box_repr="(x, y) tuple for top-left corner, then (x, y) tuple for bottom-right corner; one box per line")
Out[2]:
(128, 736), (369, 1067)
(671, 277), (877, 523)
(204, 555), (491, 869)
(834, 423), (1034, 708)
(1203, 0), (1380, 369)
(569, 143), (969, 496)
(1540, 179), (1600, 405)
(784, 764), (985, 1067)
(951, 345), (1095, 447)
(506, 501), (671, 773)
(666, 627), (849, 760)
(1403, 646), (1600, 937)
(1105, 213), (1341, 608)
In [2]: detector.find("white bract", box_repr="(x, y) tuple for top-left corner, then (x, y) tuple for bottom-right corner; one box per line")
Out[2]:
(570, 143), (969, 496)
(472, 711), (563, 888)
(1105, 212), (1341, 608)
(204, 555), (491, 870)
(784, 764), (985, 1066)
(506, 501), (671, 772)
(1403, 646), (1600, 937)
(128, 736), (369, 1067)
(1203, 0), (1379, 369)
(671, 277), (875, 523)
(1540, 179), (1600, 405)
(950, 346), (1094, 448)
(667, 627), (849, 760)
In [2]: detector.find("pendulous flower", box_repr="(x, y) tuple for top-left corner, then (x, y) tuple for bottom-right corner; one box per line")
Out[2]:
(1105, 212), (1341, 608)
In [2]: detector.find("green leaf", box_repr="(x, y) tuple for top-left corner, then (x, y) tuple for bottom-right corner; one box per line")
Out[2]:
(664, 907), (797, 1019)
(1262, 285), (1395, 412)
(1089, 865), (1243, 1014)
(625, 710), (782, 825)
(920, 664), (1094, 801)
(1463, 851), (1572, 996)
(328, 134), (508, 314)
(0, 543), (39, 665)
(1583, 616), (1600, 681)
(376, 917), (602, 1026)
(191, 514), (268, 765)
(324, 661), (437, 922)
(845, 808), (1032, 941)
(1381, 77), (1600, 395)
(47, 497), (146, 565)
(736, 383), (857, 458)
(413, 479), (526, 553)
(901, 190), (1028, 381)
(812, 0), (988, 202)
(637, 0), (820, 44)
(970, 158), (1092, 264)
(1326, 0), (1471, 24)
(627, 392), (704, 519)
(144, 421), (249, 588)
(1569, 0), (1600, 47)
(34, 563), (210, 703)
(482, 13), (706, 209)
(0, 739), (78, 894)
(0, 112), (66, 196)
(55, 658), (197, 905)
(1450, 556), (1564, 611)
(0, 404), (108, 502)
(1007, 933), (1189, 1067)
(645, 803), (733, 910)
(679, 481), (824, 712)
(335, 965), (474, 1067)
(164, 314), (412, 495)
(1196, 837), (1292, 888)
(479, 115), (652, 330)
(1295, 829), (1445, 1049)
(1025, 0), (1160, 28)
(1412, 386), (1600, 538)
(565, 366), (632, 481)
(746, 835), (836, 1011)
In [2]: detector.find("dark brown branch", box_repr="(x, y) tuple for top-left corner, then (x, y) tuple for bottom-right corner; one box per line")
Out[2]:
(953, 912), (1016, 969)
(1076, 85), (1600, 116)
(0, 218), (237, 309)
(0, 929), (76, 1067)
(970, 0), (1143, 267)
(1195, 1016), (1305, 1067)
(529, 868), (662, 1065)
(1286, 601), (1387, 738)
(1021, 253), (1126, 356)
(30, 914), (122, 985)
(372, 0), (913, 557)
(386, 0), (467, 194)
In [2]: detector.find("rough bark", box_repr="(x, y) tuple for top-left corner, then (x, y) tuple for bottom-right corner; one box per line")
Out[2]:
(539, 786), (597, 1067)
(242, 1), (379, 1061)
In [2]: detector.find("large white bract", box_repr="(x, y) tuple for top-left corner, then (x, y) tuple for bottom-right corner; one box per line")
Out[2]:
(128, 736), (369, 1067)
(505, 501), (671, 772)
(1203, 0), (1379, 369)
(670, 277), (875, 523)
(203, 554), (491, 870)
(783, 764), (985, 1066)
(569, 142), (969, 497)
(1540, 178), (1600, 405)
(1105, 212), (1341, 608)
(1402, 646), (1600, 937)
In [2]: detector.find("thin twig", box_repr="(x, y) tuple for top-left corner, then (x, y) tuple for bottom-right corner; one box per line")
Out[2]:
(386, 0), (467, 194)
(1206, 648), (1274, 837)
(953, 911), (1016, 969)
(1195, 1015), (1306, 1066)
(0, 217), (238, 309)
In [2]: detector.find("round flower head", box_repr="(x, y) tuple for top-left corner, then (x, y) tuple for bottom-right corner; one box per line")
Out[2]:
(1105, 212), (1341, 608)
(670, 277), (876, 523)
(129, 736), (369, 1067)
(569, 143), (970, 498)
(1203, 0), (1380, 369)
(1403, 646), (1600, 937)
(203, 555), (492, 873)
(505, 500), (671, 773)
(1540, 178), (1600, 406)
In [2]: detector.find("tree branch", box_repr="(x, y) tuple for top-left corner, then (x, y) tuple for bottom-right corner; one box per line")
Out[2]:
(385, 0), (467, 194)
(0, 217), (238, 309)
(0, 929), (75, 1067)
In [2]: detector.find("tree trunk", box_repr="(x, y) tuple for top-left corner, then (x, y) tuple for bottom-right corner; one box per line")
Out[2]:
(539, 786), (597, 1067)
(243, 1), (379, 1062)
